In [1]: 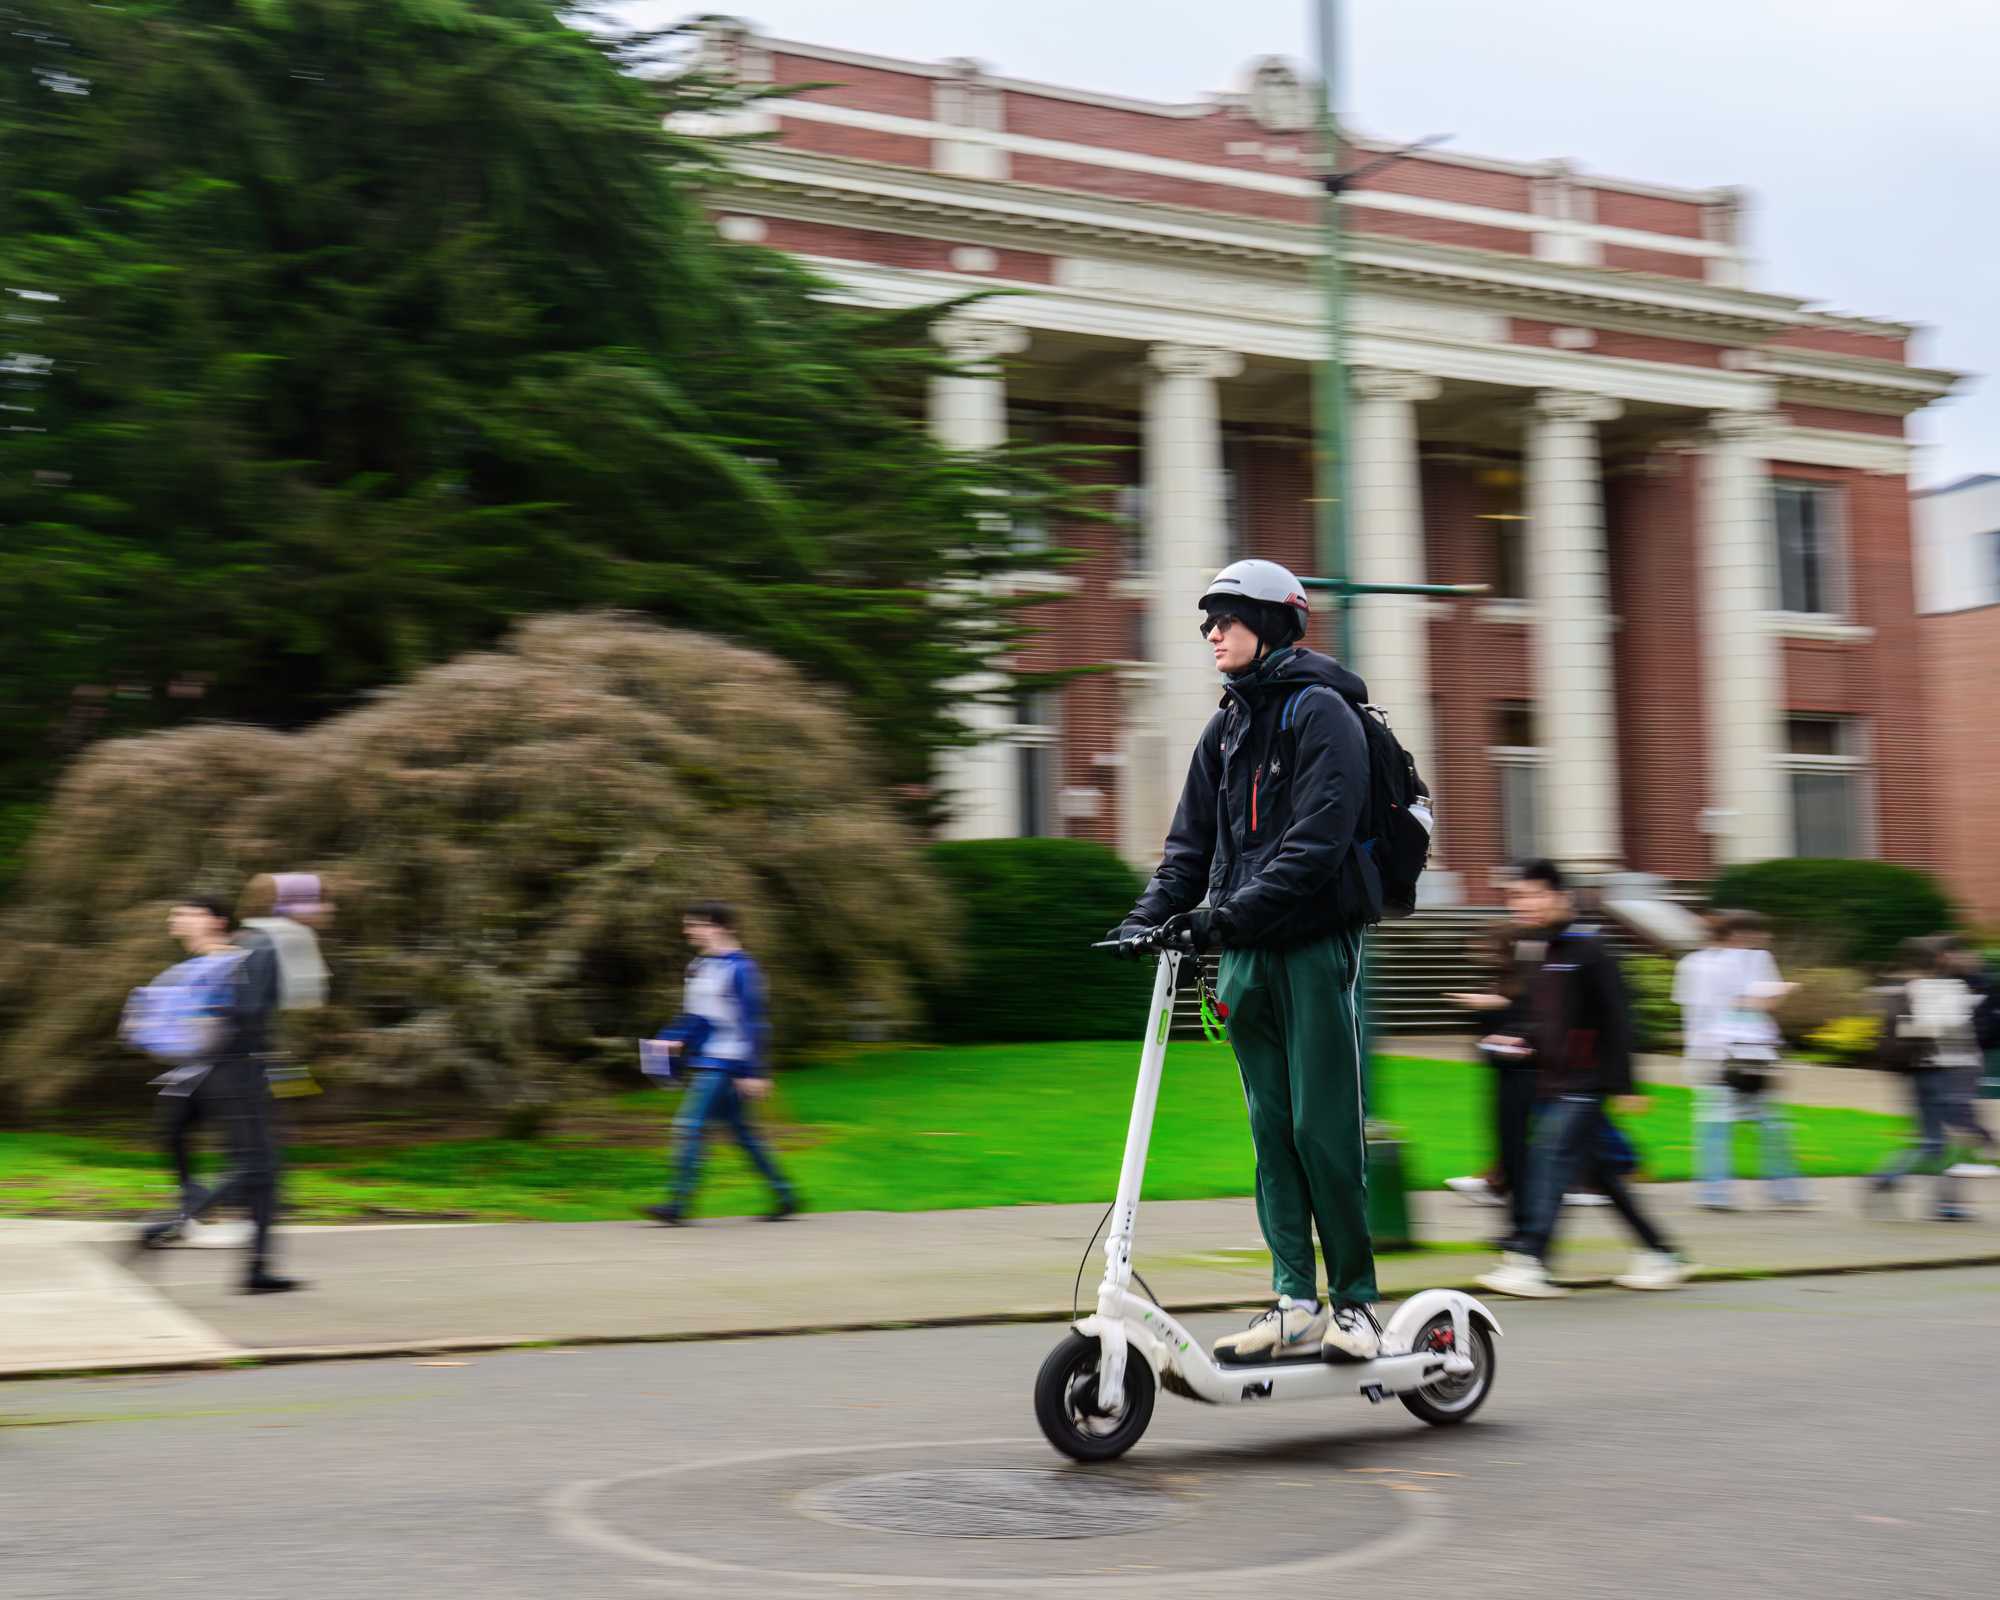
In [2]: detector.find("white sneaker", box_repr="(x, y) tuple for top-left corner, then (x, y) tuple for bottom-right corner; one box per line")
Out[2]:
(1212, 1296), (1329, 1362)
(1322, 1303), (1382, 1361)
(1445, 1175), (1504, 1208)
(1614, 1251), (1691, 1291)
(1564, 1191), (1613, 1207)
(1945, 1163), (1999, 1179)
(1476, 1252), (1568, 1299)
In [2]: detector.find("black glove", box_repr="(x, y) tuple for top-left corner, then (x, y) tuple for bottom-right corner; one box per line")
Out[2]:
(1105, 919), (1161, 958)
(1163, 907), (1232, 954)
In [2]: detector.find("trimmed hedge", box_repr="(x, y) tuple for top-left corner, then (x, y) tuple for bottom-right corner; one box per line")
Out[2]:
(1709, 858), (1957, 969)
(921, 838), (1153, 1042)
(1624, 955), (1680, 1053)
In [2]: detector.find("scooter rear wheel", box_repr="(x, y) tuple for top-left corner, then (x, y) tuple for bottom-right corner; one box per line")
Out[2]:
(1034, 1330), (1156, 1462)
(1397, 1312), (1496, 1426)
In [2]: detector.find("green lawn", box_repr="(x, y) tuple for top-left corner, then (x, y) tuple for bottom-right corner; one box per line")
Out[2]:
(0, 1042), (1910, 1223)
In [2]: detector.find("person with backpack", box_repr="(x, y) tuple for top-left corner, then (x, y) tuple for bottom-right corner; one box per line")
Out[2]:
(1937, 935), (1999, 1178)
(641, 901), (798, 1226)
(132, 893), (300, 1292)
(1869, 937), (1981, 1220)
(1109, 558), (1432, 1364)
(1476, 860), (1690, 1298)
(1675, 910), (1807, 1211)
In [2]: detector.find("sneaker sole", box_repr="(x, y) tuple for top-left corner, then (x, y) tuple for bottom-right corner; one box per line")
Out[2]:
(1476, 1275), (1568, 1299)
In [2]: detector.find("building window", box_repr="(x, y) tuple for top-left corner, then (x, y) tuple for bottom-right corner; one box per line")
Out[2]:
(1774, 482), (1846, 616)
(1221, 438), (1250, 565)
(1006, 411), (1055, 553)
(1115, 483), (1146, 575)
(1477, 466), (1528, 600)
(1013, 690), (1058, 838)
(1782, 715), (1869, 858)
(1489, 700), (1541, 864)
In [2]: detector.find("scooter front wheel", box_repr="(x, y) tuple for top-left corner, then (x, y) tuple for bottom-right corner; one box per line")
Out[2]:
(1034, 1330), (1156, 1462)
(1397, 1311), (1496, 1426)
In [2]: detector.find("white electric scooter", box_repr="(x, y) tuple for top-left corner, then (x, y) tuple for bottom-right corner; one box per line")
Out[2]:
(1034, 937), (1502, 1462)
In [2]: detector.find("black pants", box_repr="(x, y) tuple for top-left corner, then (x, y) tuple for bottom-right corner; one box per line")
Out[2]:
(1492, 1064), (1538, 1241)
(1516, 1095), (1671, 1264)
(157, 1087), (209, 1214)
(183, 1064), (280, 1270)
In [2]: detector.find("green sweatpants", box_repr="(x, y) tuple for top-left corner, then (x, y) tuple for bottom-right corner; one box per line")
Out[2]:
(1216, 928), (1378, 1306)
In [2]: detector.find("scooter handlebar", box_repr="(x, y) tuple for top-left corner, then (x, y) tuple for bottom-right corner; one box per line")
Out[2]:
(1092, 929), (1181, 956)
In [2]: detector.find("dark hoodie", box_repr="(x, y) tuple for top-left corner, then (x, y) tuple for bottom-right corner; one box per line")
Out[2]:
(1522, 921), (1635, 1098)
(1130, 645), (1372, 949)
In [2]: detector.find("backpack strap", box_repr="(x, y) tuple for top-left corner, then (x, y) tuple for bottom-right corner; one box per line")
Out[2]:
(1280, 684), (1331, 734)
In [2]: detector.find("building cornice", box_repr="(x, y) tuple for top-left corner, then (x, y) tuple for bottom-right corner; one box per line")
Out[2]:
(713, 150), (1962, 413)
(804, 258), (1778, 414)
(1747, 350), (1958, 412)
(719, 151), (1805, 332)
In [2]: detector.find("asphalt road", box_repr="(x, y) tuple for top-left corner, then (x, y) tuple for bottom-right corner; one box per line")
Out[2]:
(5, 1269), (1997, 1599)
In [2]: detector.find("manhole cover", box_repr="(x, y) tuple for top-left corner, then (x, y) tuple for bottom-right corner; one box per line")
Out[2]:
(798, 1469), (1177, 1541)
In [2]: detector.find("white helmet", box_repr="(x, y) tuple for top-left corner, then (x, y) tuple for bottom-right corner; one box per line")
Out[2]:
(1199, 559), (1310, 645)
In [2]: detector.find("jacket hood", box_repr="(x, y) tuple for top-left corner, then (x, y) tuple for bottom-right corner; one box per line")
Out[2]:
(1224, 645), (1368, 705)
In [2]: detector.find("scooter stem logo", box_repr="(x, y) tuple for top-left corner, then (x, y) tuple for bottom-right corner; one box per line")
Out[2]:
(1155, 1007), (1169, 1044)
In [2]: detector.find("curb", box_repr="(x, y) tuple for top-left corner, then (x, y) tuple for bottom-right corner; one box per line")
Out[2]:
(8, 1249), (2000, 1384)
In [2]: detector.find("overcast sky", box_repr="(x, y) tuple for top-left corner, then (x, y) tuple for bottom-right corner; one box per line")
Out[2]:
(637, 2), (1995, 486)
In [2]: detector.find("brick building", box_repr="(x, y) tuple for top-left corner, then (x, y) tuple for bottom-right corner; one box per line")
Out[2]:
(1915, 476), (2000, 923)
(690, 22), (1959, 901)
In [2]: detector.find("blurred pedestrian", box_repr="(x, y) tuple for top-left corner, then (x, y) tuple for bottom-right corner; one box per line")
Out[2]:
(135, 892), (300, 1292)
(642, 902), (797, 1226)
(1477, 860), (1690, 1298)
(1936, 936), (1999, 1178)
(1445, 920), (1624, 1219)
(1443, 924), (1535, 1239)
(238, 872), (333, 1012)
(1870, 938), (1982, 1220)
(1676, 910), (1807, 1211)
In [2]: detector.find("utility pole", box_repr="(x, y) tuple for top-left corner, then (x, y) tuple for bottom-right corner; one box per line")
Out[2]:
(1307, 0), (1479, 1247)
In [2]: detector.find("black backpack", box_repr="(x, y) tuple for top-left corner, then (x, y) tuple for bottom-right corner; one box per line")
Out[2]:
(1281, 686), (1433, 925)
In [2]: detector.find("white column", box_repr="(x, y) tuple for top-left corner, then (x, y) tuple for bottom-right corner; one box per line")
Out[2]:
(1124, 342), (1243, 867)
(929, 316), (1030, 840)
(1349, 368), (1442, 796)
(1699, 411), (1790, 863)
(1525, 390), (1625, 873)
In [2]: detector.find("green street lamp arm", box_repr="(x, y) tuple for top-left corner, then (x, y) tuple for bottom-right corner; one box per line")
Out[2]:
(1300, 578), (1492, 599)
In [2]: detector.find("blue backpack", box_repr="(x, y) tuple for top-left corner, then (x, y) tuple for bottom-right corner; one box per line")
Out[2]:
(120, 951), (245, 1065)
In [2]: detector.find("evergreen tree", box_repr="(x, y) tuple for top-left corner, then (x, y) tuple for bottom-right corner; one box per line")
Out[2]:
(0, 2), (1073, 811)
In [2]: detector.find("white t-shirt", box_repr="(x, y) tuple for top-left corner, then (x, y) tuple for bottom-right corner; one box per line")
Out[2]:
(1906, 977), (1981, 1069)
(1675, 945), (1784, 1062)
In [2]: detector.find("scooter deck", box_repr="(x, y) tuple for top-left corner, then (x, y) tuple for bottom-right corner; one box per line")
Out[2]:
(1212, 1349), (1368, 1375)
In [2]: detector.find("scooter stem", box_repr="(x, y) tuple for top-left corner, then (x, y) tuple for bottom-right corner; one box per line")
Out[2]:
(1101, 949), (1182, 1294)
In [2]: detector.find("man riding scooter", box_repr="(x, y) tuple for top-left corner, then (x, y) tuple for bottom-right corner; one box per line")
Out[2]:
(1110, 559), (1382, 1363)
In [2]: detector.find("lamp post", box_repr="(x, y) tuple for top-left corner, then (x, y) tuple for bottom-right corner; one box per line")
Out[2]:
(1305, 0), (1481, 1247)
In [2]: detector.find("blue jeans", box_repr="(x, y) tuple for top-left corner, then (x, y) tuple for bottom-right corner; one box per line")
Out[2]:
(670, 1069), (793, 1212)
(1694, 1081), (1802, 1206)
(1516, 1096), (1672, 1265)
(1876, 1072), (1965, 1209)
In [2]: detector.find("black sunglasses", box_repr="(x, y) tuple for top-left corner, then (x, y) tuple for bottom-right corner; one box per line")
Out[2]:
(1199, 611), (1249, 640)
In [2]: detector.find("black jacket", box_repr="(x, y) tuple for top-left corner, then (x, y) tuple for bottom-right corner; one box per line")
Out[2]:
(1128, 646), (1371, 949)
(1523, 922), (1634, 1098)
(220, 932), (281, 1073)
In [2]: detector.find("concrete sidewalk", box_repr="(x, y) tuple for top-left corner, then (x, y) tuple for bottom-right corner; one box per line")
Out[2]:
(6, 1175), (1994, 1379)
